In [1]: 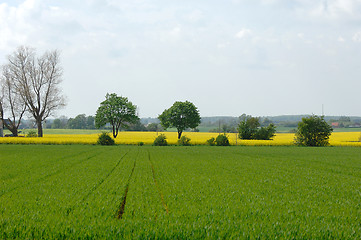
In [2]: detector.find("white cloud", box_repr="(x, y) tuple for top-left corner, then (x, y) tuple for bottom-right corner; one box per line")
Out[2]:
(235, 28), (252, 39)
(307, 0), (361, 20)
(337, 36), (345, 42)
(352, 31), (361, 42)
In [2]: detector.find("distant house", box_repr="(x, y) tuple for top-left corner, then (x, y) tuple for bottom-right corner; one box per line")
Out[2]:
(331, 122), (339, 128)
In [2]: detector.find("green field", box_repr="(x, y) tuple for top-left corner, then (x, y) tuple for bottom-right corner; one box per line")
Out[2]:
(1, 145), (361, 239)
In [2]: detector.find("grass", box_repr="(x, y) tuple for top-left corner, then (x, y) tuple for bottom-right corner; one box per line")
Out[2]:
(1, 145), (361, 239)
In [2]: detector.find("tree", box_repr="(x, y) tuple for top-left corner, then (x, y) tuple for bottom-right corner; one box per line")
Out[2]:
(0, 85), (3, 137)
(158, 101), (201, 139)
(295, 115), (333, 146)
(86, 115), (95, 129)
(238, 115), (276, 140)
(146, 123), (162, 132)
(4, 46), (66, 137)
(0, 67), (27, 136)
(67, 114), (87, 129)
(51, 116), (68, 129)
(238, 115), (260, 139)
(95, 93), (139, 138)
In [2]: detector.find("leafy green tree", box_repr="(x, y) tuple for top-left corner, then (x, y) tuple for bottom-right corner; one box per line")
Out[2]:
(86, 116), (95, 129)
(295, 115), (333, 146)
(158, 101), (201, 139)
(146, 123), (162, 132)
(95, 93), (139, 138)
(51, 116), (68, 129)
(51, 119), (62, 129)
(67, 114), (87, 129)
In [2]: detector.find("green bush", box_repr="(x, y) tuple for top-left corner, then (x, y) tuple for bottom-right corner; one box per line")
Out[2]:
(216, 134), (230, 146)
(238, 116), (276, 140)
(178, 135), (191, 146)
(97, 132), (115, 145)
(138, 142), (144, 146)
(153, 134), (168, 146)
(295, 115), (333, 146)
(254, 124), (276, 140)
(26, 130), (38, 138)
(206, 137), (216, 146)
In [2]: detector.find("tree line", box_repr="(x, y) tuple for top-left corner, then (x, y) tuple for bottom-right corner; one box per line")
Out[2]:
(49, 114), (163, 132)
(1, 46), (334, 146)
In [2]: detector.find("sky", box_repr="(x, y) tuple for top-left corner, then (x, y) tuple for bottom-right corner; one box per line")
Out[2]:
(0, 0), (361, 118)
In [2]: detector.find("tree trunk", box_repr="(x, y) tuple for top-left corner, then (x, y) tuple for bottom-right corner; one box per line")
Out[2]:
(0, 119), (3, 137)
(177, 130), (182, 139)
(3, 119), (18, 136)
(37, 119), (43, 137)
(7, 125), (18, 136)
(112, 125), (118, 138)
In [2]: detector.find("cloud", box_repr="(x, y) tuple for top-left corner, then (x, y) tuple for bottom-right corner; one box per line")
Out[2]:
(337, 36), (345, 42)
(352, 31), (361, 42)
(235, 28), (252, 39)
(307, 0), (361, 21)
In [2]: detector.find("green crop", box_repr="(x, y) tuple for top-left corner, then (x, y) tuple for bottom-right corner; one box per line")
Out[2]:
(1, 145), (361, 239)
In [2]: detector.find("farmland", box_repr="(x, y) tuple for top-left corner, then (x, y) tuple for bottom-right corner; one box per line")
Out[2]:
(0, 131), (361, 146)
(1, 145), (361, 239)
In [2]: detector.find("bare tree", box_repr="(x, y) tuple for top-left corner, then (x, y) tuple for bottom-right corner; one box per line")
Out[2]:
(5, 46), (66, 137)
(0, 85), (4, 137)
(0, 67), (27, 136)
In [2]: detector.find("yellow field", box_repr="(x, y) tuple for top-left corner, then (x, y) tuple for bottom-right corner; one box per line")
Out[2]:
(0, 131), (360, 146)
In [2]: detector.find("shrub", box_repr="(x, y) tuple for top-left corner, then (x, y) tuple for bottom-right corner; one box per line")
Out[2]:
(206, 137), (216, 146)
(295, 115), (333, 146)
(26, 130), (38, 138)
(153, 134), (168, 146)
(253, 124), (276, 140)
(216, 134), (230, 146)
(178, 135), (191, 146)
(138, 142), (144, 146)
(97, 132), (115, 145)
(238, 115), (276, 140)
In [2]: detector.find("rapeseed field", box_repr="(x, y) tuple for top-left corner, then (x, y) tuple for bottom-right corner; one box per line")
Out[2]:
(0, 131), (360, 146)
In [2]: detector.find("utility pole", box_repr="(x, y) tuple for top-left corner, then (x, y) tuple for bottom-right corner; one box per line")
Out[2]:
(322, 104), (324, 116)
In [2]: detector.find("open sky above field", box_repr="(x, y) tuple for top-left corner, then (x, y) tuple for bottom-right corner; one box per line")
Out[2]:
(1, 0), (361, 118)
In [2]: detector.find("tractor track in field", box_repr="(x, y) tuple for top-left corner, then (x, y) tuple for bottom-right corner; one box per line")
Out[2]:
(0, 151), (101, 199)
(69, 150), (131, 211)
(147, 151), (169, 214)
(116, 150), (138, 219)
